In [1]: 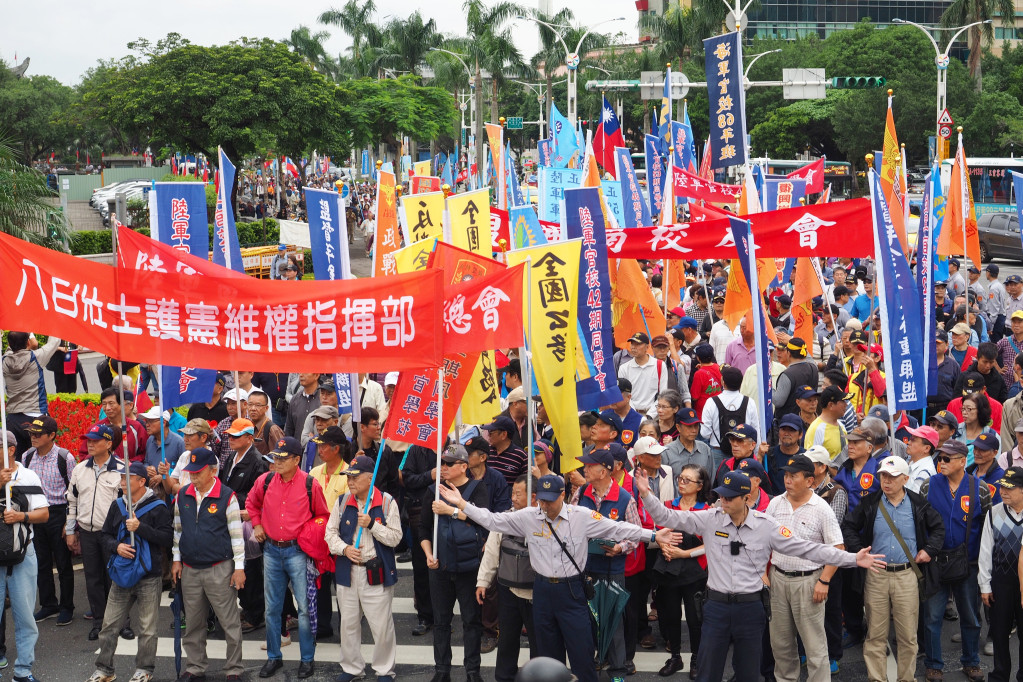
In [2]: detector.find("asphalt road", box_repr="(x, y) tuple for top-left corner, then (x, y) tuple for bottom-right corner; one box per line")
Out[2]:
(14, 559), (1011, 682)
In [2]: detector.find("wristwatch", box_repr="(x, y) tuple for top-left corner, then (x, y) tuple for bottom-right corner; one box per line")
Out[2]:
(452, 508), (459, 520)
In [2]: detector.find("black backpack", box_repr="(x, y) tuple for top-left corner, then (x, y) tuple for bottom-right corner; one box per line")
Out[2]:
(23, 448), (70, 489)
(0, 482), (43, 567)
(713, 396), (748, 458)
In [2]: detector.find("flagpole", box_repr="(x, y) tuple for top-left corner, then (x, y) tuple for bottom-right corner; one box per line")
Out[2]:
(233, 370), (241, 417)
(0, 346), (11, 502)
(432, 365), (444, 551)
(524, 257), (534, 504)
(112, 228), (136, 543)
(868, 166), (901, 453)
(158, 367), (167, 480)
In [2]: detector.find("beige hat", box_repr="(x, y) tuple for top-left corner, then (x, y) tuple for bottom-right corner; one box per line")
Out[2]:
(802, 445), (833, 466)
(180, 418), (213, 436)
(632, 435), (665, 458)
(950, 322), (972, 336)
(506, 386), (526, 403)
(877, 455), (910, 477)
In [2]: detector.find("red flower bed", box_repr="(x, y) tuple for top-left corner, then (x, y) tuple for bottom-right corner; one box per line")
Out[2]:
(48, 395), (102, 454)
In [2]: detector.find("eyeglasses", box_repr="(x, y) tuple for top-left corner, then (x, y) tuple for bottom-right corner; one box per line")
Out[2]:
(937, 455), (965, 463)
(679, 477), (701, 486)
(249, 402), (268, 408)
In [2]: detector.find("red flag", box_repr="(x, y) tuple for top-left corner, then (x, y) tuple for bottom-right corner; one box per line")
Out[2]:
(592, 96), (626, 179)
(791, 257), (823, 346)
(786, 158), (825, 194)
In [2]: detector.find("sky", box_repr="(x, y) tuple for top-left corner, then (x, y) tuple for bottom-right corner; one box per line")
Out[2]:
(2, 0), (637, 86)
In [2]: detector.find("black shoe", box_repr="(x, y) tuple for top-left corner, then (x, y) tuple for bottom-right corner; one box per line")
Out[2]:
(33, 607), (59, 622)
(466, 672), (484, 682)
(412, 620), (433, 636)
(259, 660), (283, 678)
(659, 657), (685, 677)
(625, 661), (637, 676)
(88, 626), (100, 641)
(176, 674), (206, 682)
(316, 628), (334, 641)
(396, 551), (413, 563)
(688, 669), (698, 680)
(297, 661), (315, 679)
(56, 610), (73, 626)
(119, 626), (135, 640)
(428, 673), (451, 682)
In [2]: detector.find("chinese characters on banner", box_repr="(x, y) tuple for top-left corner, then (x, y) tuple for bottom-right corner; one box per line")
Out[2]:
(703, 31), (748, 169)
(401, 191), (445, 245)
(538, 167), (583, 223)
(0, 232), (444, 373)
(600, 181), (625, 229)
(506, 240), (583, 472)
(615, 148), (651, 228)
(763, 178), (807, 212)
(644, 135), (665, 222)
(602, 198), (872, 259)
(870, 170), (925, 410)
(117, 224), (246, 280)
(484, 123), (507, 209)
(441, 266), (525, 353)
(393, 238), (437, 274)
(538, 139), (553, 167)
(373, 171), (402, 277)
(410, 175), (442, 195)
(447, 189), (492, 255)
(152, 182), (209, 254)
(786, 158), (825, 194)
(670, 121), (696, 172)
(672, 164), (744, 204)
(564, 189), (623, 411)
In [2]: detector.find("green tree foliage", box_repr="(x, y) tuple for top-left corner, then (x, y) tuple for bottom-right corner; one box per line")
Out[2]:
(0, 136), (72, 249)
(339, 76), (459, 150)
(961, 91), (1023, 154)
(0, 69), (74, 161)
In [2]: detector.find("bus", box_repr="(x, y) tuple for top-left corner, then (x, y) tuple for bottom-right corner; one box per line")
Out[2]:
(749, 158), (854, 199)
(940, 157), (1022, 215)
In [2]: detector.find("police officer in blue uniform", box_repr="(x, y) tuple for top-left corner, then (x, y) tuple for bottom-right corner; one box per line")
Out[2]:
(435, 474), (675, 682)
(632, 470), (885, 682)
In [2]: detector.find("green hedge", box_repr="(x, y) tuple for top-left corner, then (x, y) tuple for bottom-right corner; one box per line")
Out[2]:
(70, 221), (284, 256)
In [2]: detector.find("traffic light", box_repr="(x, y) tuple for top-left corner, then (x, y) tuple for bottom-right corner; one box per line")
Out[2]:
(830, 77), (886, 89)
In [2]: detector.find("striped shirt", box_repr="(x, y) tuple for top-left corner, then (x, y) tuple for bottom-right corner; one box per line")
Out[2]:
(24, 445), (76, 506)
(488, 444), (527, 486)
(172, 484), (245, 569)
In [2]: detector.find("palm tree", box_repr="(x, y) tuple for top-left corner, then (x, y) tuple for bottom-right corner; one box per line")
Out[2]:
(530, 8), (577, 116)
(284, 25), (335, 76)
(0, 136), (71, 249)
(319, 0), (381, 68)
(376, 12), (440, 76)
(940, 0), (1015, 81)
(640, 5), (697, 67)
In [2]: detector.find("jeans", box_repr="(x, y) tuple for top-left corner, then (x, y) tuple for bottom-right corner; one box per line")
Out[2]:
(429, 568), (482, 673)
(137, 365), (159, 394)
(95, 575), (162, 675)
(33, 505), (74, 612)
(0, 545), (39, 678)
(923, 564), (982, 670)
(264, 543), (314, 662)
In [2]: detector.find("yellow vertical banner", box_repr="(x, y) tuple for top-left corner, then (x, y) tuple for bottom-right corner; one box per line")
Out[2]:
(484, 123), (507, 209)
(506, 240), (583, 472)
(413, 160), (431, 178)
(393, 238), (437, 274)
(401, 191), (445, 244)
(460, 351), (502, 424)
(372, 170), (401, 277)
(446, 189), (491, 255)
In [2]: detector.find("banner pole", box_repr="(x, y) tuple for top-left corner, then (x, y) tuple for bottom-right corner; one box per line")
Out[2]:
(0, 345), (10, 502)
(354, 438), (384, 548)
(116, 359), (135, 545)
(233, 370), (241, 417)
(432, 365), (444, 550)
(158, 366), (167, 480)
(663, 259), (669, 320)
(524, 256), (534, 503)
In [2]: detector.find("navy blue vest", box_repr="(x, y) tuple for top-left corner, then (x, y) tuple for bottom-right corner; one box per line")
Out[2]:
(334, 490), (398, 588)
(577, 481), (632, 575)
(927, 473), (982, 557)
(432, 479), (487, 573)
(176, 479), (235, 568)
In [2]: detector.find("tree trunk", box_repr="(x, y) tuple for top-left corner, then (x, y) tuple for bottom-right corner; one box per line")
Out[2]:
(475, 65), (485, 186)
(491, 79), (500, 125)
(970, 26), (983, 91)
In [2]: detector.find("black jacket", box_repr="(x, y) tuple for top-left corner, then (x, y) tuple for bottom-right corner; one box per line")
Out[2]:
(955, 362), (1008, 403)
(219, 448), (268, 508)
(403, 445), (438, 516)
(101, 492), (174, 580)
(842, 489), (946, 598)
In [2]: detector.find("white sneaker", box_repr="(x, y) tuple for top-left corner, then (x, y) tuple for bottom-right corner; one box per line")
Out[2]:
(128, 671), (152, 682)
(259, 634), (292, 650)
(86, 672), (116, 682)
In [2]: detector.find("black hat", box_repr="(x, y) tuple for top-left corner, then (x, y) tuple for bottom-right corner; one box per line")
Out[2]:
(629, 332), (650, 345)
(26, 416), (58, 434)
(578, 449), (614, 470)
(482, 415), (517, 434)
(973, 430), (998, 452)
(961, 371), (985, 396)
(928, 410), (959, 430)
(777, 294), (792, 306)
(342, 455), (376, 476)
(936, 329), (948, 343)
(465, 436), (492, 456)
(694, 344), (715, 362)
(617, 378), (633, 394)
(819, 385), (849, 408)
(128, 462), (149, 479)
(937, 440), (969, 458)
(607, 443), (631, 472)
(986, 263), (1000, 275)
(270, 436), (304, 458)
(998, 467), (1023, 490)
(312, 425), (348, 446)
(780, 454), (815, 475)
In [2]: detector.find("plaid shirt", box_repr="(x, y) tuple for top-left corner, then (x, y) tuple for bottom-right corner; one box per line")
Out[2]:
(765, 492), (843, 572)
(25, 445), (77, 506)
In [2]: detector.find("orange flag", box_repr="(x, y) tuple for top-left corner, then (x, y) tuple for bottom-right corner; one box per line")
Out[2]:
(737, 170), (778, 291)
(880, 92), (910, 259)
(791, 257), (823, 346)
(722, 258), (778, 345)
(610, 259), (666, 347)
(664, 261), (688, 311)
(938, 131), (980, 265)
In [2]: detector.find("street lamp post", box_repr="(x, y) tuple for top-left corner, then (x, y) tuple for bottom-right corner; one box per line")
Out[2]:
(891, 18), (991, 162)
(512, 80), (565, 139)
(743, 49), (782, 88)
(430, 47), (482, 182)
(515, 15), (625, 126)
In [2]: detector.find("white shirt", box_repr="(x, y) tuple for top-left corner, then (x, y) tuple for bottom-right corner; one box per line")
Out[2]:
(907, 457), (937, 494)
(700, 389), (761, 447)
(765, 492), (843, 572)
(618, 356), (669, 413)
(360, 378), (387, 415)
(10, 464), (47, 542)
(710, 320), (739, 364)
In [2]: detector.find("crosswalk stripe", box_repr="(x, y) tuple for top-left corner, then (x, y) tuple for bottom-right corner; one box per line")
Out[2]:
(112, 637), (691, 673)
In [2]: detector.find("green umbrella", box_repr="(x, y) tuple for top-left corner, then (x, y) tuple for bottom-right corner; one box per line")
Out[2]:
(590, 577), (630, 665)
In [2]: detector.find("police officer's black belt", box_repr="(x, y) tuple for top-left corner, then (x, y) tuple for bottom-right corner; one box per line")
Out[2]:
(266, 538), (298, 548)
(707, 589), (762, 603)
(538, 574), (583, 584)
(775, 568), (821, 577)
(883, 562), (912, 572)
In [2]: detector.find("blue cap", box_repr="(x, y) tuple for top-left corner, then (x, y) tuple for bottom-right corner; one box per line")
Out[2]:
(713, 471), (752, 498)
(607, 443), (631, 472)
(735, 457), (768, 481)
(1007, 275), (1023, 285)
(726, 423), (757, 441)
(778, 414), (805, 432)
(278, 243), (287, 251)
(83, 424), (115, 442)
(949, 257), (960, 267)
(596, 409), (623, 434)
(794, 385), (818, 400)
(973, 430), (999, 452)
(128, 462), (149, 479)
(578, 449), (614, 470)
(270, 436), (304, 458)
(536, 474), (565, 501)
(483, 415), (517, 434)
(182, 447), (218, 473)
(677, 407), (700, 425)
(675, 317), (699, 330)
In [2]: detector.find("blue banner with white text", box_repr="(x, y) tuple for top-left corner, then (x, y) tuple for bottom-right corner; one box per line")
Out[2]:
(704, 32), (747, 169)
(644, 135), (665, 222)
(153, 182), (209, 254)
(615, 148), (650, 227)
(213, 149), (244, 274)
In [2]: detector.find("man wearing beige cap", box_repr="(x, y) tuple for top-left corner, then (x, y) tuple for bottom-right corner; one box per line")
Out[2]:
(166, 419), (216, 495)
(950, 322), (978, 371)
(842, 455), (945, 682)
(500, 387), (528, 449)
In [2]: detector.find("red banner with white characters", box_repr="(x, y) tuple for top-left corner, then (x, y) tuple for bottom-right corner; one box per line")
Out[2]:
(605, 198), (872, 259)
(442, 265), (525, 353)
(689, 203), (736, 223)
(786, 158), (825, 194)
(672, 165), (745, 203)
(0, 232), (444, 372)
(410, 175), (442, 194)
(117, 224), (246, 279)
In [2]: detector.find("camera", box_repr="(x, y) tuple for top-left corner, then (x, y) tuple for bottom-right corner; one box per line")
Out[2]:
(730, 540), (744, 556)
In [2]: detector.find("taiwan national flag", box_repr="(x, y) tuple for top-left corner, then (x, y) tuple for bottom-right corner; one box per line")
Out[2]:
(283, 156), (300, 179)
(593, 96), (626, 179)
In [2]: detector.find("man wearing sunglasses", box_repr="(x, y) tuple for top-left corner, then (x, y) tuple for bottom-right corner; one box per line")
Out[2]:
(917, 440), (993, 682)
(633, 470), (884, 682)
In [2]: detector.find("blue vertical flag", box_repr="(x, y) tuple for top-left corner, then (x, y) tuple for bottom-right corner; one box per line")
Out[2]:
(869, 170), (926, 411)
(212, 148), (244, 274)
(441, 157), (454, 188)
(538, 139), (553, 167)
(917, 167), (939, 399)
(510, 205), (547, 249)
(704, 31), (748, 169)
(600, 181), (625, 229)
(644, 134), (665, 221)
(1011, 171), (1023, 252)
(669, 121), (695, 172)
(930, 166), (949, 282)
(565, 187), (623, 410)
(658, 65), (672, 156)
(615, 148), (651, 227)
(728, 217), (772, 437)
(304, 186), (360, 426)
(152, 181), (216, 408)
(361, 150), (371, 176)
(506, 143), (524, 207)
(763, 178), (807, 211)
(550, 103), (580, 168)
(682, 103), (699, 171)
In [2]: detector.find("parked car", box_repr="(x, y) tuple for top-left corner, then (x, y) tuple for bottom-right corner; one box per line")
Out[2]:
(977, 211), (1022, 262)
